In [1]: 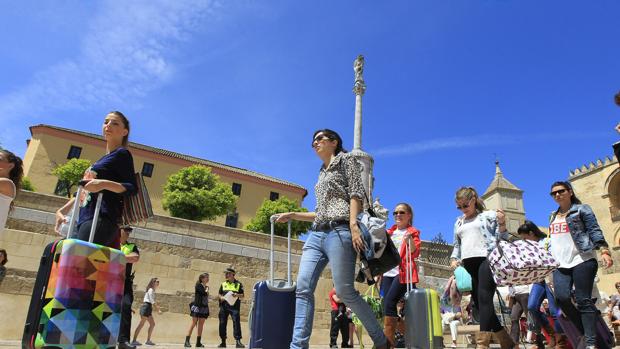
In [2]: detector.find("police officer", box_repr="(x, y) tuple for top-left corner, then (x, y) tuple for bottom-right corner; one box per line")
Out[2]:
(118, 226), (140, 349)
(218, 267), (245, 348)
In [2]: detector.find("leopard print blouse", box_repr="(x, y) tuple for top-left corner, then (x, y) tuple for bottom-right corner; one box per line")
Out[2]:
(314, 152), (365, 224)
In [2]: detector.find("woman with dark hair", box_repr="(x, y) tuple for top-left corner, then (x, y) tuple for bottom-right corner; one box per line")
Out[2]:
(516, 220), (564, 349)
(0, 150), (23, 235)
(548, 181), (613, 349)
(133, 278), (162, 346)
(449, 186), (513, 349)
(185, 273), (210, 348)
(54, 111), (136, 248)
(276, 129), (391, 349)
(381, 202), (421, 346)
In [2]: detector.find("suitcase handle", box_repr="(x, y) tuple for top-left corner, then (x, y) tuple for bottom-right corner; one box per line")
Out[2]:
(269, 215), (292, 287)
(65, 183), (104, 243)
(406, 239), (413, 293)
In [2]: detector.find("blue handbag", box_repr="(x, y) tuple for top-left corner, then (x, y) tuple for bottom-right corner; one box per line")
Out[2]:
(454, 266), (473, 292)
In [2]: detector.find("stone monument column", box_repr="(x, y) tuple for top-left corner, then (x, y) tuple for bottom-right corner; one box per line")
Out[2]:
(351, 55), (375, 201)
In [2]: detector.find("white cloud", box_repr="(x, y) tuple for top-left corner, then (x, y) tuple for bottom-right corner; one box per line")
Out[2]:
(0, 0), (217, 118)
(372, 132), (606, 157)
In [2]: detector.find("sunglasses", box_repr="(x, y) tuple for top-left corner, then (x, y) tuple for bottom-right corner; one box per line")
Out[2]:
(392, 211), (408, 216)
(550, 189), (567, 197)
(456, 201), (473, 210)
(311, 135), (330, 148)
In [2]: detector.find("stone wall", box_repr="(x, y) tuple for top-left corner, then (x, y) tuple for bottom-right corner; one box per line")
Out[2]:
(0, 190), (453, 343)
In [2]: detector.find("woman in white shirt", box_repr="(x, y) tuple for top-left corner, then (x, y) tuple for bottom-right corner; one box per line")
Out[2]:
(381, 202), (421, 346)
(548, 181), (613, 349)
(0, 150), (23, 236)
(133, 278), (162, 346)
(449, 186), (513, 349)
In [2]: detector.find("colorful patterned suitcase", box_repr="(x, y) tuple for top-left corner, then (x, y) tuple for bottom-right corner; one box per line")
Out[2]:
(22, 183), (126, 349)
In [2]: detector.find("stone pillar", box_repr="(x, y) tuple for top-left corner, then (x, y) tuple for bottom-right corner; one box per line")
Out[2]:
(351, 54), (375, 201)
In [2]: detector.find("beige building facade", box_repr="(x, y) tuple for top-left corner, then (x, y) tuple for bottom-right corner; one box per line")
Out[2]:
(22, 125), (307, 229)
(569, 154), (620, 294)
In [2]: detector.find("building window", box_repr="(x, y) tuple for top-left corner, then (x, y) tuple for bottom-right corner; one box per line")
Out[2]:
(225, 212), (239, 228)
(54, 180), (70, 197)
(141, 162), (154, 178)
(232, 183), (242, 196)
(269, 191), (279, 201)
(67, 146), (82, 159)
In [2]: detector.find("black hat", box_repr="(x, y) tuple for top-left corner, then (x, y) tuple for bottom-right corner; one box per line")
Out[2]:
(225, 267), (236, 274)
(120, 225), (133, 232)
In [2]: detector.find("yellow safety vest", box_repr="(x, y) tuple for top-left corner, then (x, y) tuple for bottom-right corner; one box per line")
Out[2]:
(221, 280), (241, 293)
(121, 243), (135, 256)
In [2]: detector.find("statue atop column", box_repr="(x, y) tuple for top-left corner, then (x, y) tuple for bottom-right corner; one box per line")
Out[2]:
(353, 55), (366, 96)
(350, 54), (374, 200)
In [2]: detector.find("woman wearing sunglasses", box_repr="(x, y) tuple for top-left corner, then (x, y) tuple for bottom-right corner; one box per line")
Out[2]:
(380, 202), (421, 346)
(449, 186), (513, 349)
(276, 129), (391, 349)
(517, 220), (565, 349)
(548, 181), (613, 349)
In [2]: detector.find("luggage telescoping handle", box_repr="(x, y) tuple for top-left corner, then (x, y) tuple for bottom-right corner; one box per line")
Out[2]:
(65, 179), (104, 243)
(269, 215), (292, 286)
(406, 238), (413, 293)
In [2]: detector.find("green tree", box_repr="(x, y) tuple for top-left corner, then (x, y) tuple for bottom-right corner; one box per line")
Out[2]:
(245, 197), (312, 238)
(21, 177), (35, 191)
(431, 232), (448, 245)
(51, 158), (91, 197)
(162, 165), (236, 221)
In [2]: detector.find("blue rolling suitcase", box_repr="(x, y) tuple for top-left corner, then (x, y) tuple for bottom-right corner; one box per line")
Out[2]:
(248, 216), (296, 349)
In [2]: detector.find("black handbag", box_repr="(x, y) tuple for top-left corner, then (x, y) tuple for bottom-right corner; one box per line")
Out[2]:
(366, 234), (401, 276)
(356, 231), (401, 284)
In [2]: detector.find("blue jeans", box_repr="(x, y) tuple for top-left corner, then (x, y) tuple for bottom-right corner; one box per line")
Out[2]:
(553, 258), (598, 346)
(290, 228), (387, 349)
(528, 281), (563, 333)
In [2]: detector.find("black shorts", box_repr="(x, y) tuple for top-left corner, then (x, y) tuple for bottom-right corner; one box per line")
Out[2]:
(139, 302), (153, 317)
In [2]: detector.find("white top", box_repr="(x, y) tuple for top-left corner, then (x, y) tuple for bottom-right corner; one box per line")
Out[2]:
(549, 215), (595, 268)
(383, 228), (407, 277)
(0, 180), (16, 236)
(509, 284), (531, 296)
(143, 288), (156, 304)
(457, 217), (487, 260)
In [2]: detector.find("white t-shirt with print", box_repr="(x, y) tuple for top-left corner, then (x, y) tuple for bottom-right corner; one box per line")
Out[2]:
(549, 215), (595, 269)
(383, 228), (407, 277)
(143, 288), (156, 304)
(458, 217), (488, 260)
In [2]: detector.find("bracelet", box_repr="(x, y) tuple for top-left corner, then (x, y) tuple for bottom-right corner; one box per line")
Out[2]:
(601, 249), (611, 256)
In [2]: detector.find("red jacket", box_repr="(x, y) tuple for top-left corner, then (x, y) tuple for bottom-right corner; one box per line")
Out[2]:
(387, 225), (421, 284)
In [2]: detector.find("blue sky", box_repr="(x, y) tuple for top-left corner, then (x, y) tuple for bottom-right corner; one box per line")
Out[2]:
(1, 1), (618, 242)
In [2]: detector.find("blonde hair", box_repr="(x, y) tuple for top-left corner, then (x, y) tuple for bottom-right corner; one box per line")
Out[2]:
(455, 186), (486, 213)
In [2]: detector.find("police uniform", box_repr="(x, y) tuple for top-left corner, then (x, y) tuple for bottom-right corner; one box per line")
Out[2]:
(218, 271), (244, 346)
(119, 241), (139, 344)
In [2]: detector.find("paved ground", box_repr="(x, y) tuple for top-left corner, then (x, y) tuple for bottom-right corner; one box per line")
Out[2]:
(0, 341), (483, 349)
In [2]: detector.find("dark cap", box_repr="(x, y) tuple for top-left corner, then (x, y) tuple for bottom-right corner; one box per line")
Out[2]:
(225, 267), (236, 274)
(120, 225), (133, 232)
